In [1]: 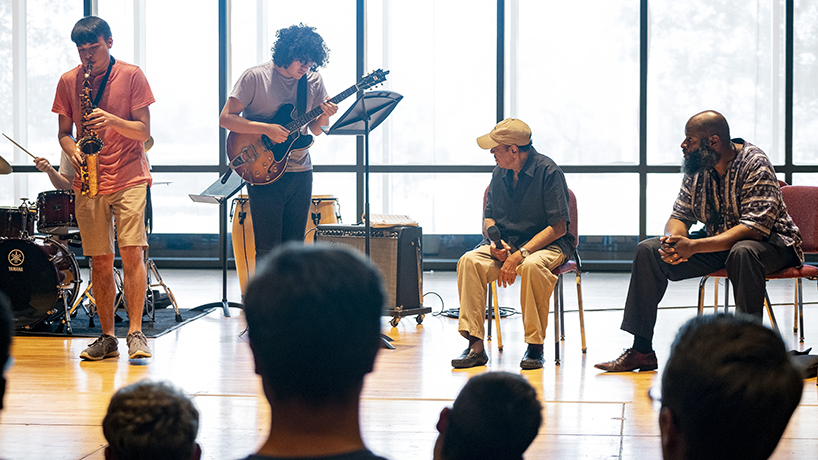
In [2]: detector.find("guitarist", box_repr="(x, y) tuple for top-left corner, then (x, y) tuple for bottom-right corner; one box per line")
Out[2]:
(220, 24), (337, 261)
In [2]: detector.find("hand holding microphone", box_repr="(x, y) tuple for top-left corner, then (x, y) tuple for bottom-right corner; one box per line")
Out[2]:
(487, 225), (510, 261)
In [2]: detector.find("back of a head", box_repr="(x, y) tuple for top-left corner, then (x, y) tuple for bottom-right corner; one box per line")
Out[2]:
(103, 380), (199, 460)
(71, 15), (111, 46)
(661, 314), (802, 460)
(442, 372), (542, 460)
(244, 244), (386, 405)
(0, 292), (13, 411)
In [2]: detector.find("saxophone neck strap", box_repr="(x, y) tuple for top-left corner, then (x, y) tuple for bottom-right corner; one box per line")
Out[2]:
(92, 56), (115, 107)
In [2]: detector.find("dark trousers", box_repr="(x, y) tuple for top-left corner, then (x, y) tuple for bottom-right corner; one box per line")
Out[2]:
(247, 170), (312, 262)
(621, 237), (799, 340)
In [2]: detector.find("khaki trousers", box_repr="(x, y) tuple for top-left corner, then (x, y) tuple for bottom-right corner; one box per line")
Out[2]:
(457, 244), (566, 344)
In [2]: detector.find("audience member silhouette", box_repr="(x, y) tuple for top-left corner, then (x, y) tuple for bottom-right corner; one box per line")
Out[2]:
(102, 380), (201, 460)
(240, 244), (389, 460)
(659, 314), (802, 460)
(433, 372), (542, 460)
(0, 293), (13, 413)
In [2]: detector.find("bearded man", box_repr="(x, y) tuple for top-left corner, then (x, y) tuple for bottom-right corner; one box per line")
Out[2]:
(595, 110), (803, 373)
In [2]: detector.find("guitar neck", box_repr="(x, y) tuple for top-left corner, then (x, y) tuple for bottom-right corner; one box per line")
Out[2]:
(285, 84), (360, 133)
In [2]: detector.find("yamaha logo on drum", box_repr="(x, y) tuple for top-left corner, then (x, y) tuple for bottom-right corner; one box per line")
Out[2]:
(8, 248), (24, 271)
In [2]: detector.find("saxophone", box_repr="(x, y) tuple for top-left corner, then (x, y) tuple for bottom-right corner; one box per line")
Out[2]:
(77, 61), (103, 198)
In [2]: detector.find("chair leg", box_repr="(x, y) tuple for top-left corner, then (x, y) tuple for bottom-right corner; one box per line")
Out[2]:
(486, 283), (493, 342)
(793, 279), (799, 333)
(559, 274), (566, 340)
(576, 270), (586, 353)
(724, 279), (730, 313)
(714, 277), (719, 312)
(491, 281), (503, 351)
(554, 287), (561, 365)
(764, 291), (780, 336)
(697, 276), (708, 316)
(798, 278), (805, 343)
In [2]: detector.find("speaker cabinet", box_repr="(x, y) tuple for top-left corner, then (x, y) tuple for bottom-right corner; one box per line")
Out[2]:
(314, 225), (427, 318)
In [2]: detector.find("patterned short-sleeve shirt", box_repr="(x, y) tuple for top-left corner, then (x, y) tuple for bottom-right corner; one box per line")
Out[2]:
(670, 139), (803, 263)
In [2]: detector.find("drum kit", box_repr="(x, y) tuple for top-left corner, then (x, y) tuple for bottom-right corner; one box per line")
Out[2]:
(0, 190), (83, 333)
(1, 135), (178, 334)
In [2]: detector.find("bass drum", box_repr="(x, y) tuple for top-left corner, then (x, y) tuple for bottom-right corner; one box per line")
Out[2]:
(0, 237), (81, 330)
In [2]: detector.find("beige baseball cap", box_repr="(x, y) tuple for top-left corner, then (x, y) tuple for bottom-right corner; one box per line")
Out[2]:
(476, 118), (531, 149)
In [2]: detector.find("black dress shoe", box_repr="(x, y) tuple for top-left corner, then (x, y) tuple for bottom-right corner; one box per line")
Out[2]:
(451, 348), (488, 369)
(520, 347), (544, 370)
(594, 348), (658, 372)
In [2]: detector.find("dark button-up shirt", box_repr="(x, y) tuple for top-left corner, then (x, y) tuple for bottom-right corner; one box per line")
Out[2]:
(484, 147), (575, 256)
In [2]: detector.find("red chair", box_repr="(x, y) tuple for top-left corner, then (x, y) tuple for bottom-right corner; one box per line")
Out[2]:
(697, 185), (818, 342)
(484, 188), (586, 363)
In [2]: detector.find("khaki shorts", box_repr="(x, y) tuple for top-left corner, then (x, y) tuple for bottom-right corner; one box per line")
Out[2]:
(75, 182), (148, 256)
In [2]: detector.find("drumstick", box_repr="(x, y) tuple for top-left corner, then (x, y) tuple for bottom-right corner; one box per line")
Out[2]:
(2, 133), (37, 159)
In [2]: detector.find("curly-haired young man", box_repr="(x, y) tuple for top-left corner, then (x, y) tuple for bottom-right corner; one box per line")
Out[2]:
(220, 24), (338, 261)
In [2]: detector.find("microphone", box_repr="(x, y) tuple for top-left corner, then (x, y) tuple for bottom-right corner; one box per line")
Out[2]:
(487, 225), (502, 247)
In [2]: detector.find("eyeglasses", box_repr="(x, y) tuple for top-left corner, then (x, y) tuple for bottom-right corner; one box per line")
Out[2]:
(296, 60), (314, 70)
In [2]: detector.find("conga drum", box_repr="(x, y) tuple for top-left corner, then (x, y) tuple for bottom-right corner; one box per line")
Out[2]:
(305, 195), (341, 243)
(230, 195), (255, 297)
(231, 194), (341, 296)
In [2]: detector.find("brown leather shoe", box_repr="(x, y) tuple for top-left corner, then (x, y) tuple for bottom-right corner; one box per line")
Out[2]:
(594, 348), (658, 372)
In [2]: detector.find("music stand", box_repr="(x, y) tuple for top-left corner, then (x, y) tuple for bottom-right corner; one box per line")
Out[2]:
(323, 91), (403, 255)
(324, 90), (403, 349)
(189, 171), (246, 317)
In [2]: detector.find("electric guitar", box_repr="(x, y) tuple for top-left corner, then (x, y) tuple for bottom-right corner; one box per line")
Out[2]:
(226, 69), (389, 185)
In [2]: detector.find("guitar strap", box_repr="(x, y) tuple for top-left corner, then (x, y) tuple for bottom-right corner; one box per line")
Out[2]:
(296, 74), (307, 118)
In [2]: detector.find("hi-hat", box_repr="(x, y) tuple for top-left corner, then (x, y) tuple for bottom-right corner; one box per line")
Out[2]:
(144, 136), (154, 152)
(0, 154), (11, 174)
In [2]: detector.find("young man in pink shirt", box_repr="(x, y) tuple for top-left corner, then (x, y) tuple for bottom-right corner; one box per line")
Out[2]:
(52, 16), (154, 360)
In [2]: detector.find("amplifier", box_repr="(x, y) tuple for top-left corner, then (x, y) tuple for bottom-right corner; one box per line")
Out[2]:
(314, 225), (424, 312)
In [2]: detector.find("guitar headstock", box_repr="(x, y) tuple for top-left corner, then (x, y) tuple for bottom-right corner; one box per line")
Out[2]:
(356, 69), (390, 91)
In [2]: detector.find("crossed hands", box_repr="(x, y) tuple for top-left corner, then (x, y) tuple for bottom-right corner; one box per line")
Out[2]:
(658, 235), (695, 265)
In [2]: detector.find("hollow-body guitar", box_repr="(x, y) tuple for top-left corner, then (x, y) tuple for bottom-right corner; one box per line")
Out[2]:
(226, 69), (389, 185)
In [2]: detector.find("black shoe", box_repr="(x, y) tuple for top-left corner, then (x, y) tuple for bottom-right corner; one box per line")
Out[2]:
(452, 348), (488, 369)
(520, 346), (544, 370)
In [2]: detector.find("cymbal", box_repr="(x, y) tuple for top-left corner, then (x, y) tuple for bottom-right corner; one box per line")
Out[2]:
(144, 136), (154, 152)
(0, 154), (11, 174)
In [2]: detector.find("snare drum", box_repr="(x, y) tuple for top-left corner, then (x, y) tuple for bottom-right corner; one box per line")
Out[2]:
(0, 206), (36, 238)
(37, 190), (79, 235)
(0, 237), (81, 330)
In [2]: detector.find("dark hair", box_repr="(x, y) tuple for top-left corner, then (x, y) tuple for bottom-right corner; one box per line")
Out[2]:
(517, 142), (533, 152)
(661, 314), (802, 460)
(271, 23), (330, 71)
(244, 244), (385, 404)
(0, 292), (13, 411)
(102, 380), (199, 460)
(442, 372), (542, 460)
(71, 16), (112, 46)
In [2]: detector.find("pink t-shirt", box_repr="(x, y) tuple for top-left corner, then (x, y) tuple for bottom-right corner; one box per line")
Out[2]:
(52, 59), (155, 194)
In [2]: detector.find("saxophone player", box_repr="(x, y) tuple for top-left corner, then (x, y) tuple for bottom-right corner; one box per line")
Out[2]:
(52, 16), (155, 361)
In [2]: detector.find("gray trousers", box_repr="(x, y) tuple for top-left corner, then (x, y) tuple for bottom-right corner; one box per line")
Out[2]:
(621, 237), (799, 340)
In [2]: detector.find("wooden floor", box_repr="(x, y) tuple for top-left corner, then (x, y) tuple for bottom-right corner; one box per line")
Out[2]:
(1, 268), (816, 460)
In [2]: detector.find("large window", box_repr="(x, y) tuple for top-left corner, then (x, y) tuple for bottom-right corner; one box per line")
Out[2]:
(2, 1), (817, 267)
(647, 0), (785, 166)
(794, 0), (818, 165)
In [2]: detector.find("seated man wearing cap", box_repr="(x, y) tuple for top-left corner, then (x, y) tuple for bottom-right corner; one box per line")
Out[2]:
(452, 118), (575, 370)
